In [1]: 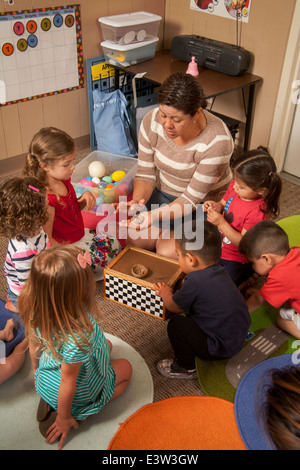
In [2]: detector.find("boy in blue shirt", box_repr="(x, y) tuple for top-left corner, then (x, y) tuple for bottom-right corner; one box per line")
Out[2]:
(155, 221), (250, 379)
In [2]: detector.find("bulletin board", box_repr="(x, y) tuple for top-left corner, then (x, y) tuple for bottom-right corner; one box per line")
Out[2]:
(0, 4), (83, 106)
(190, 0), (252, 23)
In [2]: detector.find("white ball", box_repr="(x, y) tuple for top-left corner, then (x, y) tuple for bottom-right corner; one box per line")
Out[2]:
(88, 161), (106, 178)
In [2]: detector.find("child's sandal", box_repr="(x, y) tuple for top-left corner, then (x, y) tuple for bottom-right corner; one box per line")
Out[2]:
(36, 397), (54, 422)
(39, 411), (58, 438)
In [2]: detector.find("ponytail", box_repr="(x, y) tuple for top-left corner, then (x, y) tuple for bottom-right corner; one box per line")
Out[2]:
(264, 171), (282, 218)
(23, 152), (48, 186)
(233, 147), (282, 219)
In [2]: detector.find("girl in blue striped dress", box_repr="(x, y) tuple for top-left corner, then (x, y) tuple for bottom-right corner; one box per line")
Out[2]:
(19, 245), (132, 450)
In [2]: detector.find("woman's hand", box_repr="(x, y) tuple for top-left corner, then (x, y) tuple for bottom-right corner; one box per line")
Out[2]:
(78, 191), (96, 211)
(46, 414), (79, 450)
(115, 198), (145, 215)
(117, 199), (147, 226)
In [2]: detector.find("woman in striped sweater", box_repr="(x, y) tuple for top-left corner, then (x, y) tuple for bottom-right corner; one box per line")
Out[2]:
(121, 72), (233, 258)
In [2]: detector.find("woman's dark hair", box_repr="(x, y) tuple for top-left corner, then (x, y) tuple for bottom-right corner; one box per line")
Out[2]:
(232, 146), (282, 218)
(158, 71), (208, 116)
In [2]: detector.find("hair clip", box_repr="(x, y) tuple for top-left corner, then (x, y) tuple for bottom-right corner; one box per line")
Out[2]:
(269, 171), (273, 177)
(28, 185), (40, 192)
(77, 252), (92, 269)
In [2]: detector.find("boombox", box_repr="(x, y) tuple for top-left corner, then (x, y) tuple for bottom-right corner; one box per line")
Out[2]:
(171, 35), (252, 76)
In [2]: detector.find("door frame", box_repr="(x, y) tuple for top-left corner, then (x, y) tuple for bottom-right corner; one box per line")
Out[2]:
(269, 1), (300, 172)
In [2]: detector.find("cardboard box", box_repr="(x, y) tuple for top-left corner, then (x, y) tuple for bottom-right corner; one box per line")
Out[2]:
(104, 246), (184, 320)
(98, 11), (161, 45)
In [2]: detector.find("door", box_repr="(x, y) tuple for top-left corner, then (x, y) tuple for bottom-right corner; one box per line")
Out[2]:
(284, 100), (300, 178)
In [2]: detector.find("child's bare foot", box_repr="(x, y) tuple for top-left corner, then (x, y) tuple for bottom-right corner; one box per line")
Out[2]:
(0, 318), (15, 342)
(4, 300), (19, 313)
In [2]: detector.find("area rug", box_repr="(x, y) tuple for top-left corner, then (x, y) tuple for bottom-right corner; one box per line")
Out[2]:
(0, 333), (153, 450)
(108, 396), (247, 450)
(196, 302), (296, 402)
(234, 354), (295, 450)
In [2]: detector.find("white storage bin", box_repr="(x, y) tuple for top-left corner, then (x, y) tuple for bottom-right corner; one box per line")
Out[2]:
(72, 151), (137, 209)
(98, 11), (161, 45)
(101, 37), (159, 67)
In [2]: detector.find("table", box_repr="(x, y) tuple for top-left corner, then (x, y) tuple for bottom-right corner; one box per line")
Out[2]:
(113, 50), (262, 151)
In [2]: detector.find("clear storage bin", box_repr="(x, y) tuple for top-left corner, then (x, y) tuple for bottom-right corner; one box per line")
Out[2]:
(72, 151), (137, 210)
(98, 11), (161, 45)
(101, 37), (159, 67)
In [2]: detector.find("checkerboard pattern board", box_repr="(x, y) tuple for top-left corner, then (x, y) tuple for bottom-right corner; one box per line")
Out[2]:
(105, 273), (164, 318)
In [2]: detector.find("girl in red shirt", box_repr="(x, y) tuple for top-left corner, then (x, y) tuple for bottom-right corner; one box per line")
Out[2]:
(203, 147), (282, 285)
(23, 127), (120, 280)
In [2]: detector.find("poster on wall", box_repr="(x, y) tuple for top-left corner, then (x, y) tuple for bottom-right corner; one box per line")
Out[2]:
(190, 0), (252, 23)
(0, 4), (84, 106)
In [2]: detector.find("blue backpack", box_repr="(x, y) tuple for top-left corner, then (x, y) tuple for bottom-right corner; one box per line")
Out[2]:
(93, 88), (137, 157)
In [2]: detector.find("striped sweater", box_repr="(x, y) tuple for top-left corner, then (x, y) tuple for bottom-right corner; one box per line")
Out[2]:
(4, 230), (49, 296)
(136, 108), (233, 208)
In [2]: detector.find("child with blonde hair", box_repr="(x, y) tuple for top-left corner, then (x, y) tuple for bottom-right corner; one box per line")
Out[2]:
(23, 127), (120, 280)
(0, 176), (49, 312)
(203, 147), (282, 286)
(18, 245), (132, 450)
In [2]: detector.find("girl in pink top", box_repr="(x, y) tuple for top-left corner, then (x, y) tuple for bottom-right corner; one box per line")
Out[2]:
(203, 147), (282, 285)
(23, 127), (120, 280)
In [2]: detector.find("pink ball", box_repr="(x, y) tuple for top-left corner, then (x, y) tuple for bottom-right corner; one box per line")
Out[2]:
(80, 179), (94, 187)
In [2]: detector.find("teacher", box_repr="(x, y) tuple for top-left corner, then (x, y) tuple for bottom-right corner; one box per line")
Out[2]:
(122, 71), (233, 258)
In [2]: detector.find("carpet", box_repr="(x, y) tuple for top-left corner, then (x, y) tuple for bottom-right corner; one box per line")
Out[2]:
(196, 302), (296, 402)
(108, 395), (246, 450)
(0, 333), (153, 450)
(234, 354), (295, 450)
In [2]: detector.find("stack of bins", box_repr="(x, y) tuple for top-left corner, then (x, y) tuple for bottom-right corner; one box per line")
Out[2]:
(98, 11), (161, 67)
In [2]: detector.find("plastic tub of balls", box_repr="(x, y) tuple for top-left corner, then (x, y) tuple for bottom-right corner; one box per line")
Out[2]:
(71, 151), (137, 220)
